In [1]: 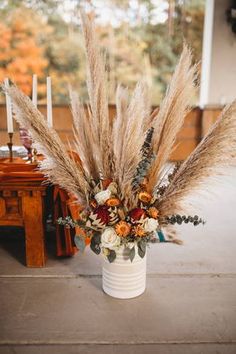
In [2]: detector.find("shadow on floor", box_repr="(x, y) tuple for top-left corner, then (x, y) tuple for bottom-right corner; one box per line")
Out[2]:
(0, 227), (25, 265)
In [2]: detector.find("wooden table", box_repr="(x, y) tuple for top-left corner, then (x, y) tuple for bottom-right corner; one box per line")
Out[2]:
(0, 159), (47, 267)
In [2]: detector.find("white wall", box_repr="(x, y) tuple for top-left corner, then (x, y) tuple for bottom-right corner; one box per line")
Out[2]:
(200, 0), (236, 106)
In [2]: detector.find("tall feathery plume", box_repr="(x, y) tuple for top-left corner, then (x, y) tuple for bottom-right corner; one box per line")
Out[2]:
(70, 88), (101, 181)
(4, 85), (90, 206)
(113, 81), (150, 207)
(80, 11), (114, 179)
(157, 100), (236, 216)
(146, 44), (198, 193)
(112, 85), (129, 180)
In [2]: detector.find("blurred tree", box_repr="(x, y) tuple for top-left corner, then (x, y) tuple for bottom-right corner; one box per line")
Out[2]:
(0, 6), (48, 97)
(0, 0), (205, 104)
(96, 23), (151, 103)
(45, 12), (87, 103)
(86, 0), (204, 103)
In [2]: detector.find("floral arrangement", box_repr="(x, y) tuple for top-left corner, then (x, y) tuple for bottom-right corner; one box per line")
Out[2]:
(57, 151), (204, 262)
(3, 12), (236, 263)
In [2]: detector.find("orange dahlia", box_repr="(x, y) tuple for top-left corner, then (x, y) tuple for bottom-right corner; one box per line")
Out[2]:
(115, 221), (131, 237)
(106, 197), (121, 207)
(148, 207), (159, 219)
(138, 191), (152, 204)
(132, 225), (146, 237)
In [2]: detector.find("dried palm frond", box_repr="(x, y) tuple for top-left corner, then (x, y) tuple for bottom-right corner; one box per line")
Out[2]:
(157, 101), (236, 216)
(113, 81), (150, 207)
(80, 11), (114, 178)
(4, 85), (90, 206)
(146, 44), (198, 193)
(70, 88), (101, 181)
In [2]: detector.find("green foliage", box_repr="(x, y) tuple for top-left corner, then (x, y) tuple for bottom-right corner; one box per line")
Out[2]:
(90, 232), (101, 255)
(132, 127), (155, 190)
(57, 216), (77, 228)
(165, 214), (205, 226)
(107, 249), (116, 263)
(138, 240), (146, 258)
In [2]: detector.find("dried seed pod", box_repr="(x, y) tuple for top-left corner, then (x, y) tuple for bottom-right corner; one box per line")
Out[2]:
(117, 207), (126, 220)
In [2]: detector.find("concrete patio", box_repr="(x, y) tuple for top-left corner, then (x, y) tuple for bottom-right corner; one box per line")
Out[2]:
(0, 169), (236, 354)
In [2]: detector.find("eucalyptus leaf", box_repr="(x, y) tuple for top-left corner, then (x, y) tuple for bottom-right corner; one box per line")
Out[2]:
(93, 232), (101, 244)
(107, 249), (116, 263)
(129, 246), (135, 262)
(90, 232), (101, 255)
(74, 235), (86, 253)
(139, 240), (146, 251)
(138, 241), (146, 258)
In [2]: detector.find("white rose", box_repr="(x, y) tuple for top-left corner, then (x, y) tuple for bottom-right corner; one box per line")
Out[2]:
(143, 218), (158, 233)
(94, 189), (111, 205)
(101, 227), (120, 249)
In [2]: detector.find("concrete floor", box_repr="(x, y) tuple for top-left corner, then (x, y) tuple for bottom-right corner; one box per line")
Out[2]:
(0, 170), (236, 354)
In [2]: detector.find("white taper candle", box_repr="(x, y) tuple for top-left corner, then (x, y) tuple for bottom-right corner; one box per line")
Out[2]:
(4, 78), (13, 133)
(32, 74), (37, 107)
(46, 76), (53, 127)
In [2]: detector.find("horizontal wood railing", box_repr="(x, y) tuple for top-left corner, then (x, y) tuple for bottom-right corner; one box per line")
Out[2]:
(0, 104), (223, 161)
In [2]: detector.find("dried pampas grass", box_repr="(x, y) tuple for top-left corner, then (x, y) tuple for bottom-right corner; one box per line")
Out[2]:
(113, 81), (150, 206)
(80, 11), (114, 178)
(3, 85), (90, 206)
(3, 11), (236, 222)
(147, 44), (198, 193)
(157, 101), (236, 216)
(70, 88), (101, 181)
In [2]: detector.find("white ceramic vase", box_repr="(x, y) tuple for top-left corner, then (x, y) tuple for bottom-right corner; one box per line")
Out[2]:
(102, 245), (147, 299)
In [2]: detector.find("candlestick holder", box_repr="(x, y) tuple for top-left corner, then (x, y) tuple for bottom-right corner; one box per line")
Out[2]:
(32, 147), (38, 164)
(7, 132), (13, 162)
(19, 127), (33, 163)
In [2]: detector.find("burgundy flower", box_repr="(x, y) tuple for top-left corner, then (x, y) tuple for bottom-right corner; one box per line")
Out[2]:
(129, 208), (146, 221)
(92, 205), (110, 225)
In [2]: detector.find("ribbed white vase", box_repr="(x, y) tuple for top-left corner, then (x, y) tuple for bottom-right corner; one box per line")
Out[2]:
(102, 245), (147, 299)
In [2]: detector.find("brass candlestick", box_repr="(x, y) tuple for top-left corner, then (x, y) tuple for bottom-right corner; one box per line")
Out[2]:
(7, 132), (13, 162)
(31, 147), (38, 164)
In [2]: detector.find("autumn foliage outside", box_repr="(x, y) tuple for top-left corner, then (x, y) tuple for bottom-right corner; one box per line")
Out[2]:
(0, 0), (205, 104)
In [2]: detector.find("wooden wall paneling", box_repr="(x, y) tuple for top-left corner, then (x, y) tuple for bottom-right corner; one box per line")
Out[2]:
(0, 104), (224, 161)
(201, 107), (222, 137)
